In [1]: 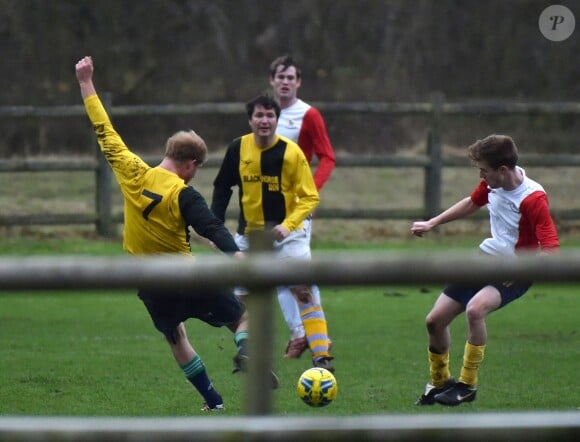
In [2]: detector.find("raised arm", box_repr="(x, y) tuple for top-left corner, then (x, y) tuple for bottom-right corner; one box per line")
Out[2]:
(75, 56), (150, 185)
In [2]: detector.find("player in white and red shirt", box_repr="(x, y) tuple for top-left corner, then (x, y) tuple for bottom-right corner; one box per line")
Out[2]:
(269, 55), (336, 359)
(411, 135), (559, 407)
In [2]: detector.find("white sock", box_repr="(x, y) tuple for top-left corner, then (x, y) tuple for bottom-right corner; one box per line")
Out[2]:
(311, 284), (321, 304)
(277, 286), (304, 338)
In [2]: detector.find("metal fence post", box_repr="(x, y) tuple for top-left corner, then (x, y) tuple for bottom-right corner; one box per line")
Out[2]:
(95, 92), (114, 237)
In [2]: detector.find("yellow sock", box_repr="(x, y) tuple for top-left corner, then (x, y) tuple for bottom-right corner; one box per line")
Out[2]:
(459, 341), (485, 387)
(428, 349), (451, 388)
(300, 303), (330, 359)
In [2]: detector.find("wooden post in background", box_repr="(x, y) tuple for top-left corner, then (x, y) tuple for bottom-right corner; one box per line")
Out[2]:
(424, 91), (444, 221)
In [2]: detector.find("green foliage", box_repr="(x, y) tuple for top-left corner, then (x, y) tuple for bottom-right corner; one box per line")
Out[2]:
(4, 0), (579, 104)
(0, 238), (578, 415)
(3, 0), (580, 157)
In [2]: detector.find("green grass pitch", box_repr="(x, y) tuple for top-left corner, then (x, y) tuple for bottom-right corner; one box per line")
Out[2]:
(0, 237), (578, 415)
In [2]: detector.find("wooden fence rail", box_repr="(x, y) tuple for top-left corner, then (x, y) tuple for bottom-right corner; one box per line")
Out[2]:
(3, 250), (580, 291)
(1, 95), (580, 236)
(2, 412), (579, 442)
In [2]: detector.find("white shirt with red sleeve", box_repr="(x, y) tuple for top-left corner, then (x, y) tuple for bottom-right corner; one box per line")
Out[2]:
(276, 99), (336, 190)
(470, 167), (559, 256)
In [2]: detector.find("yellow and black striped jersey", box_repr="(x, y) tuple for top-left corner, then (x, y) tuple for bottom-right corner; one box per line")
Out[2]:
(211, 133), (319, 235)
(84, 94), (238, 256)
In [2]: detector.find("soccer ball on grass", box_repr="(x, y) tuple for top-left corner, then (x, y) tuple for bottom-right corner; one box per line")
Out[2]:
(297, 367), (338, 407)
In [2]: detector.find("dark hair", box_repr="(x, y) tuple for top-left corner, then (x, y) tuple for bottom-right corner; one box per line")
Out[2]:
(468, 134), (518, 170)
(269, 54), (301, 79)
(245, 94), (281, 119)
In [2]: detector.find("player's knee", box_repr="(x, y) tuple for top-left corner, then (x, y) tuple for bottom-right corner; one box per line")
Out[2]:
(291, 285), (313, 304)
(238, 309), (249, 324)
(164, 326), (183, 345)
(465, 303), (486, 323)
(425, 313), (442, 334)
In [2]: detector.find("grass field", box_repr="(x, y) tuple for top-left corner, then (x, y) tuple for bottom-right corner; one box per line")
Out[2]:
(0, 237), (578, 416)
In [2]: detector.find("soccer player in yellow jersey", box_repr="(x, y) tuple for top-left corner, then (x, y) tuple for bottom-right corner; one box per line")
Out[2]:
(75, 56), (277, 412)
(211, 94), (334, 372)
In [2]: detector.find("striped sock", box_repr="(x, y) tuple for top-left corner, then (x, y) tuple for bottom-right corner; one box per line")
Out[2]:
(181, 355), (222, 408)
(300, 303), (330, 360)
(234, 331), (249, 355)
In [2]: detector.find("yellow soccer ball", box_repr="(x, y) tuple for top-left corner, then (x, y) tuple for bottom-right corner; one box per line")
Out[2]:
(297, 367), (338, 407)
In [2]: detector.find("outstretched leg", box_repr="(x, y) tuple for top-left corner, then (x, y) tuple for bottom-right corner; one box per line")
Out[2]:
(168, 323), (223, 410)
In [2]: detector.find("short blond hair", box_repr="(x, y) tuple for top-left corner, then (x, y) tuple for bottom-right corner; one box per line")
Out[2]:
(164, 130), (207, 165)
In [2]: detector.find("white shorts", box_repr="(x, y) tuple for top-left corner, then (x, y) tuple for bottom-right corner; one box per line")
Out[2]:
(234, 227), (311, 260)
(234, 228), (311, 295)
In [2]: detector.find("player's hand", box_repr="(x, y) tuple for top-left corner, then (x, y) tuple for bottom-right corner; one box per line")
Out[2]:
(272, 224), (290, 242)
(411, 220), (433, 237)
(75, 56), (94, 82)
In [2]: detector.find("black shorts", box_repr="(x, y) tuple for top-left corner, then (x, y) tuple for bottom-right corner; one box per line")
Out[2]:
(137, 287), (245, 343)
(443, 281), (531, 310)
